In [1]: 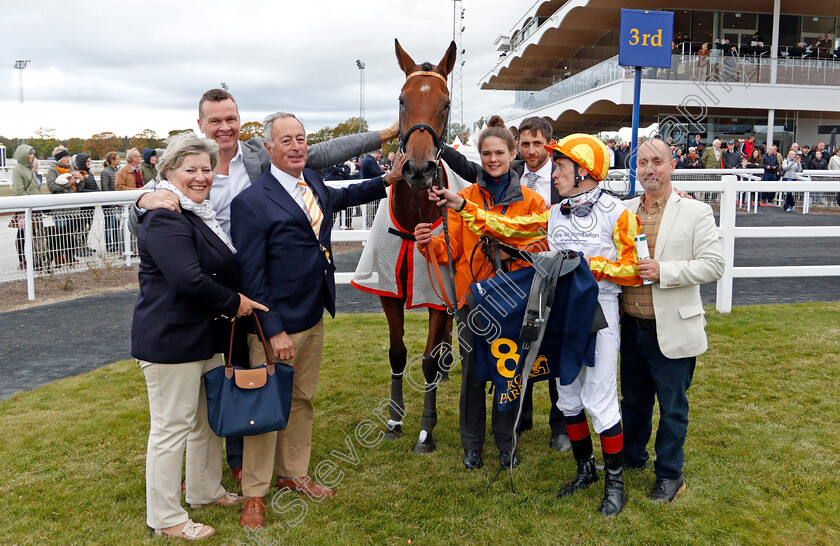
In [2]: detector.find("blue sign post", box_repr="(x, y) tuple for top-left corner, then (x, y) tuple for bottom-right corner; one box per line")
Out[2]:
(619, 9), (674, 194)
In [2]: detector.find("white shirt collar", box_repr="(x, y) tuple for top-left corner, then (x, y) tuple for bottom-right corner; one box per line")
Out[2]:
(526, 159), (552, 181)
(231, 141), (244, 164)
(270, 163), (302, 189)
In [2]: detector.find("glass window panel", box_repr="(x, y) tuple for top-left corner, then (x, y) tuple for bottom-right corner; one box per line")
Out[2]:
(692, 11), (714, 44)
(802, 16), (835, 34)
(722, 12), (757, 30)
(778, 15), (800, 46)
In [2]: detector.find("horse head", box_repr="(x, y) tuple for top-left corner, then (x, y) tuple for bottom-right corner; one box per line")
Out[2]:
(395, 39), (457, 191)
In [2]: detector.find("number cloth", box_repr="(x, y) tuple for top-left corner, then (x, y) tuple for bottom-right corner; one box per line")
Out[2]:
(467, 256), (601, 411)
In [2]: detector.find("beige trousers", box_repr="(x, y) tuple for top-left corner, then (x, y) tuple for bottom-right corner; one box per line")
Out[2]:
(241, 319), (325, 497)
(140, 354), (227, 530)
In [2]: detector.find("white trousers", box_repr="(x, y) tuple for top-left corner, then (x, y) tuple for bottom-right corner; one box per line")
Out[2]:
(140, 354), (227, 530)
(555, 295), (621, 434)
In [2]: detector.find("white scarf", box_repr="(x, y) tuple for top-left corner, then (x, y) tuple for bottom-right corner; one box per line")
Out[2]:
(157, 180), (236, 254)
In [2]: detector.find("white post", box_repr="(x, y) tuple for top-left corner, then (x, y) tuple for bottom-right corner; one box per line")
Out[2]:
(361, 203), (368, 229)
(716, 175), (737, 313)
(770, 0), (780, 86)
(24, 208), (35, 300)
(122, 205), (132, 266)
(767, 109), (775, 150)
(803, 191), (811, 215)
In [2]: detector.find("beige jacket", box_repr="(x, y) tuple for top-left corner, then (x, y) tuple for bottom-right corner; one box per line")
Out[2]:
(624, 191), (725, 358)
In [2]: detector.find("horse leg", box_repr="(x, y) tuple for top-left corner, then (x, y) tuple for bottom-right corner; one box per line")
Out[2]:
(380, 295), (407, 440)
(413, 308), (454, 454)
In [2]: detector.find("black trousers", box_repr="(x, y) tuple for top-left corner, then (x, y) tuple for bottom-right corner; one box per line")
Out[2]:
(519, 377), (566, 435)
(457, 308), (516, 451)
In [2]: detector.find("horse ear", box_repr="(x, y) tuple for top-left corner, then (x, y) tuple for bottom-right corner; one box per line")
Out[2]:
(395, 39), (416, 75)
(438, 41), (457, 76)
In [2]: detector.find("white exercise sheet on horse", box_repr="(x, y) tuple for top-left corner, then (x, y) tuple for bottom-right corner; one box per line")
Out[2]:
(351, 160), (472, 309)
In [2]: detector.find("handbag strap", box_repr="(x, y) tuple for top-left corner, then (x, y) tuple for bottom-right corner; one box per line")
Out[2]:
(226, 314), (275, 378)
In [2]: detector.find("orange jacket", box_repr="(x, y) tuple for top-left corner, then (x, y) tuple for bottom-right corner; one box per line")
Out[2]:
(418, 180), (546, 307)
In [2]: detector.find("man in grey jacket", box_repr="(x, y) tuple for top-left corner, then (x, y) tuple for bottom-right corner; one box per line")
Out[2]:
(130, 88), (397, 235)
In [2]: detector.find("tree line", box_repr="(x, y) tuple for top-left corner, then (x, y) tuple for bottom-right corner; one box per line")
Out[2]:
(1, 117), (471, 161)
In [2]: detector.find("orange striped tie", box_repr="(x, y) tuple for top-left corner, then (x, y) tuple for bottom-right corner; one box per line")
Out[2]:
(297, 179), (323, 238)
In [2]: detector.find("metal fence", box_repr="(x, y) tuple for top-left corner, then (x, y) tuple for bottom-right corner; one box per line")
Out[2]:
(604, 168), (840, 212)
(0, 184), (385, 299)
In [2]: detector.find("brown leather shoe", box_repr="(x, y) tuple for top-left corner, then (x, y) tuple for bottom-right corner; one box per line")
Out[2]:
(275, 476), (335, 497)
(239, 497), (266, 530)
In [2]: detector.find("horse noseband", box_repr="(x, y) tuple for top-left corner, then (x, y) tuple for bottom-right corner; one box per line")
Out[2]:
(399, 123), (445, 161)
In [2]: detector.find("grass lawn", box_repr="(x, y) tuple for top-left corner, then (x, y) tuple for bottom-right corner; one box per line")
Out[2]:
(1, 303), (838, 545)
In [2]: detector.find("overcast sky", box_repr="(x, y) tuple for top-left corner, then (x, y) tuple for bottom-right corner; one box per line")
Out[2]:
(0, 0), (532, 140)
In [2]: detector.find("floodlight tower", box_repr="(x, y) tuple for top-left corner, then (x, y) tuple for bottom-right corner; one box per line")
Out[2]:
(356, 59), (366, 133)
(449, 1), (466, 140)
(14, 60), (30, 143)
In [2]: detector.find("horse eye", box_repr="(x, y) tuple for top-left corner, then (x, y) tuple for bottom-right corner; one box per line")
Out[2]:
(398, 97), (404, 106)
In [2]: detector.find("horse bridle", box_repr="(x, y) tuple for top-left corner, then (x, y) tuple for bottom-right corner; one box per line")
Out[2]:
(395, 68), (459, 315)
(398, 70), (450, 162)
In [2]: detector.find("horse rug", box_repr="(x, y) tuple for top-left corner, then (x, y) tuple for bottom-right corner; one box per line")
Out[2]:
(351, 160), (471, 309)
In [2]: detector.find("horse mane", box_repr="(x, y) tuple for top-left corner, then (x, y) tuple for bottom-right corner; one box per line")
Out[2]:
(420, 62), (435, 71)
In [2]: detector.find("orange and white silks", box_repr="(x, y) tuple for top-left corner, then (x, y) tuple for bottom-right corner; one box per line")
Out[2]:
(458, 189), (642, 293)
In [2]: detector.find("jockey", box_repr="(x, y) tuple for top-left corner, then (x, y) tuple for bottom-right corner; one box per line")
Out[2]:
(426, 133), (642, 517)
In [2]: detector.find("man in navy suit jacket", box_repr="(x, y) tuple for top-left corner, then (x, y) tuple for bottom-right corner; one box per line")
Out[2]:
(231, 112), (399, 529)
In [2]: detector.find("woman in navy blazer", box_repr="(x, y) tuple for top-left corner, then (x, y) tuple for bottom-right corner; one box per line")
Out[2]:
(132, 133), (266, 540)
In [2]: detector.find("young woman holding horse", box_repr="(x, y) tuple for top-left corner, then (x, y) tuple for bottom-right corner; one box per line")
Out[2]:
(414, 116), (546, 470)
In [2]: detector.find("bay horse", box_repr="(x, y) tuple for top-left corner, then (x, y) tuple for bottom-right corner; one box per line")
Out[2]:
(380, 40), (457, 454)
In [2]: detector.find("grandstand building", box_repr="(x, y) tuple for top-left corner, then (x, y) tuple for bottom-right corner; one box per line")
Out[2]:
(483, 1), (840, 150)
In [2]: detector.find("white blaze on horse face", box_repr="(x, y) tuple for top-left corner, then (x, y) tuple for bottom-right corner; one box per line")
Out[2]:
(419, 84), (431, 94)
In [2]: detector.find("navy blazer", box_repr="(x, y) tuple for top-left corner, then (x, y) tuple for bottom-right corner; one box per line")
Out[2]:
(131, 209), (241, 364)
(231, 167), (387, 338)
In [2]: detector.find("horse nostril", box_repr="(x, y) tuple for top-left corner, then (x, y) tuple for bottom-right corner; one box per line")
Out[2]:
(402, 161), (417, 179)
(421, 161), (437, 178)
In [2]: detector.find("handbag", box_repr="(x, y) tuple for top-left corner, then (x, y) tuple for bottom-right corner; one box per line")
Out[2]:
(203, 314), (294, 437)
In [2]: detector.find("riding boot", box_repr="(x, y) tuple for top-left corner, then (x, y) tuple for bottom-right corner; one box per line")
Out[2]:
(557, 414), (598, 497)
(599, 450), (627, 517)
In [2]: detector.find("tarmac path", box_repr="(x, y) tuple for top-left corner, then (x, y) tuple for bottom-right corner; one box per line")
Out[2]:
(1, 206), (838, 400)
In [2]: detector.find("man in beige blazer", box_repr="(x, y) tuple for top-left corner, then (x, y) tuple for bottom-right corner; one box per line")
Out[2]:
(619, 137), (724, 503)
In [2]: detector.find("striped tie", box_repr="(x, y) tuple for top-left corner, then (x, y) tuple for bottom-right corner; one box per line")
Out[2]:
(297, 179), (323, 238)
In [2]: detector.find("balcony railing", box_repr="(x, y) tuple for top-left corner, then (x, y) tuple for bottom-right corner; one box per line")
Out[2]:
(496, 53), (840, 121)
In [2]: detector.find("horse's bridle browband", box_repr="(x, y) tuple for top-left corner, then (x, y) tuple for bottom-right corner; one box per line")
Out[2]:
(405, 70), (449, 85)
(399, 70), (450, 161)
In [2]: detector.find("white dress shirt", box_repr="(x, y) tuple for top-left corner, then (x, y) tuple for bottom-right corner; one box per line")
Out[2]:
(270, 163), (320, 219)
(522, 159), (553, 204)
(209, 141), (250, 236)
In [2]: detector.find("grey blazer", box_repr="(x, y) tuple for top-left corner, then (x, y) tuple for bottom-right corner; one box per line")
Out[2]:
(129, 130), (382, 234)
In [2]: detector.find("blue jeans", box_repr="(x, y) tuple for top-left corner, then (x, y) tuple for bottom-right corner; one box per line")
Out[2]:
(620, 317), (696, 480)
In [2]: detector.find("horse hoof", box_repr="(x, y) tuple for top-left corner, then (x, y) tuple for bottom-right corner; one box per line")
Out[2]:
(384, 425), (403, 440)
(413, 435), (436, 454)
